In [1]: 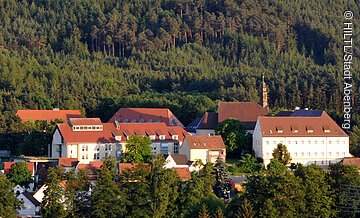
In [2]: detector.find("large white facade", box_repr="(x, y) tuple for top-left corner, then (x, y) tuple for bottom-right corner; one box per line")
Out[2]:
(253, 117), (351, 166)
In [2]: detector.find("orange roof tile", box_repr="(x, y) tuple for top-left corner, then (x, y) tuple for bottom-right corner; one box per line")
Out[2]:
(108, 108), (183, 127)
(185, 135), (226, 150)
(17, 109), (82, 122)
(58, 121), (189, 144)
(258, 112), (348, 137)
(4, 162), (34, 174)
(77, 161), (103, 175)
(118, 163), (150, 174)
(218, 102), (268, 123)
(173, 168), (191, 181)
(69, 118), (102, 126)
(58, 158), (79, 168)
(342, 157), (360, 168)
(59, 180), (67, 188)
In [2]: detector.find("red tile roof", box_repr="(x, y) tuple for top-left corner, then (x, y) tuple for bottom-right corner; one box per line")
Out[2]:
(58, 158), (79, 168)
(342, 157), (360, 167)
(218, 102), (268, 123)
(69, 118), (102, 126)
(17, 109), (82, 122)
(4, 162), (34, 174)
(185, 135), (226, 150)
(59, 180), (67, 188)
(173, 168), (191, 181)
(58, 121), (189, 144)
(118, 163), (150, 174)
(77, 161), (103, 175)
(258, 112), (348, 137)
(108, 108), (184, 127)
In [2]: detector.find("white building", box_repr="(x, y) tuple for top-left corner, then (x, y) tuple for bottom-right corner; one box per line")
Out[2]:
(50, 118), (189, 164)
(253, 111), (351, 166)
(17, 191), (41, 217)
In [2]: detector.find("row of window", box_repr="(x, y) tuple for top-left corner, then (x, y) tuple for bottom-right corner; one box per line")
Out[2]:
(81, 144), (112, 152)
(152, 143), (179, 154)
(260, 139), (347, 145)
(73, 125), (103, 131)
(264, 151), (346, 157)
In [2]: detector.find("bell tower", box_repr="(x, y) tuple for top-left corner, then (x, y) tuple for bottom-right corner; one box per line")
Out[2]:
(260, 75), (268, 108)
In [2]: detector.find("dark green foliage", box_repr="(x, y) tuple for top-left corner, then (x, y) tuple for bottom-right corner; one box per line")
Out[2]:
(0, 174), (20, 218)
(237, 154), (263, 173)
(121, 135), (152, 163)
(215, 118), (252, 156)
(6, 162), (33, 188)
(212, 158), (232, 199)
(350, 125), (360, 157)
(90, 157), (127, 218)
(271, 143), (291, 165)
(41, 166), (67, 218)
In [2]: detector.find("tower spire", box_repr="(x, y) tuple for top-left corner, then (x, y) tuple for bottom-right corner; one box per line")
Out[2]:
(260, 75), (268, 108)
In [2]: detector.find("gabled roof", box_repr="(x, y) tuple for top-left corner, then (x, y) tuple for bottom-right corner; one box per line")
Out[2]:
(167, 154), (189, 165)
(108, 108), (184, 127)
(77, 161), (103, 176)
(258, 112), (348, 137)
(218, 102), (268, 123)
(17, 109), (82, 122)
(197, 112), (218, 129)
(22, 191), (40, 206)
(185, 135), (226, 150)
(58, 158), (79, 168)
(57, 120), (190, 144)
(342, 157), (360, 167)
(173, 168), (191, 181)
(4, 162), (34, 174)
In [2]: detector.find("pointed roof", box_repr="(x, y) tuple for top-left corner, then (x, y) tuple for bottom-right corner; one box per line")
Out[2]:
(167, 154), (189, 165)
(21, 191), (40, 206)
(173, 168), (191, 181)
(218, 102), (268, 123)
(4, 162), (34, 174)
(17, 109), (82, 122)
(58, 158), (79, 168)
(185, 135), (226, 150)
(258, 111), (348, 137)
(197, 112), (218, 129)
(108, 108), (184, 127)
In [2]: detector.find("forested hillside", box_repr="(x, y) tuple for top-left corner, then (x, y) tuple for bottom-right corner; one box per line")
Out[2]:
(0, 0), (359, 154)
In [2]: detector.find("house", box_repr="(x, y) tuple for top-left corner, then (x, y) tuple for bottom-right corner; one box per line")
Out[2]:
(58, 157), (79, 172)
(164, 154), (191, 169)
(17, 191), (41, 217)
(50, 118), (189, 164)
(13, 184), (25, 196)
(77, 161), (103, 180)
(253, 111), (351, 166)
(194, 78), (269, 135)
(108, 108), (184, 127)
(16, 109), (82, 122)
(180, 135), (226, 164)
(33, 180), (67, 204)
(173, 168), (191, 181)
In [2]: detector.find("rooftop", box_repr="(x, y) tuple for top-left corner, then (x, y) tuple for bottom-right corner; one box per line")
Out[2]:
(17, 109), (82, 122)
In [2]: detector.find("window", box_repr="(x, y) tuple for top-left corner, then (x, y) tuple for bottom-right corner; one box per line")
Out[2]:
(308, 141), (311, 144)
(336, 152), (340, 156)
(321, 152), (325, 156)
(266, 141), (269, 145)
(85, 145), (88, 151)
(322, 140), (325, 144)
(343, 152), (346, 156)
(82, 155), (85, 160)
(287, 141), (291, 145)
(82, 145), (85, 151)
(343, 140), (346, 144)
(86, 154), (88, 159)
(108, 144), (112, 151)
(301, 140), (304, 144)
(329, 141), (332, 144)
(160, 143), (168, 154)
(301, 152), (304, 156)
(152, 145), (157, 153)
(294, 141), (298, 144)
(294, 152), (298, 157)
(273, 141), (276, 144)
(336, 140), (339, 144)
(173, 143), (179, 154)
(314, 152), (318, 156)
(307, 152), (310, 156)
(314, 141), (318, 144)
(266, 152), (270, 157)
(328, 152), (332, 156)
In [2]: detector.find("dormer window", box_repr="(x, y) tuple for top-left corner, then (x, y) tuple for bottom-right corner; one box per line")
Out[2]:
(172, 135), (178, 140)
(306, 126), (314, 133)
(123, 119), (128, 123)
(323, 126), (330, 133)
(131, 119), (136, 123)
(155, 129), (165, 140)
(147, 119), (153, 122)
(276, 126), (283, 133)
(139, 119), (144, 122)
(159, 135), (165, 140)
(291, 125), (298, 133)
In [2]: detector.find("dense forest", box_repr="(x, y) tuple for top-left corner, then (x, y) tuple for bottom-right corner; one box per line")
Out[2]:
(0, 0), (359, 154)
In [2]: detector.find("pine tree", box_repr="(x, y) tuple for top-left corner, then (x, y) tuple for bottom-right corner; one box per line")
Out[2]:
(0, 175), (20, 218)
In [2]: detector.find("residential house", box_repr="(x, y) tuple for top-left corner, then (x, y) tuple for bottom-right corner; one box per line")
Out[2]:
(58, 157), (79, 172)
(77, 161), (103, 180)
(50, 118), (189, 164)
(16, 109), (82, 122)
(13, 184), (25, 196)
(164, 154), (191, 169)
(253, 111), (351, 166)
(180, 135), (226, 164)
(108, 108), (184, 127)
(33, 180), (67, 204)
(342, 157), (360, 168)
(17, 191), (41, 217)
(194, 78), (269, 135)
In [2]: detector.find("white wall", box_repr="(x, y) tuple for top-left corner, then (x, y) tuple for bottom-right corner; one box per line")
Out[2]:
(17, 194), (38, 216)
(196, 129), (215, 136)
(51, 129), (63, 158)
(179, 140), (190, 160)
(190, 149), (208, 164)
